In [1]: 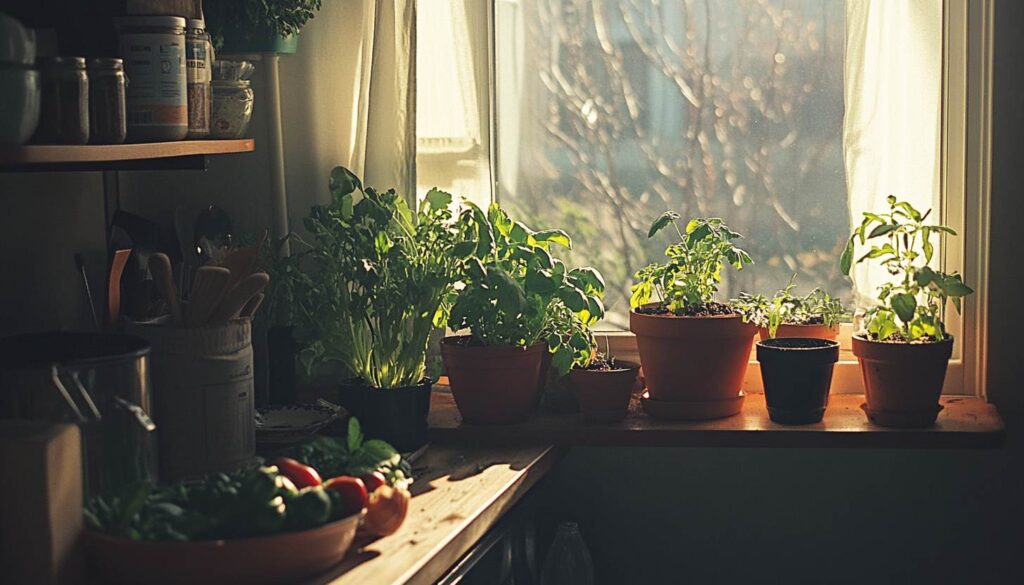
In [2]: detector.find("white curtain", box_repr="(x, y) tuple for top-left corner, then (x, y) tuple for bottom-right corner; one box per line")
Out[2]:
(843, 0), (943, 308)
(353, 0), (418, 197)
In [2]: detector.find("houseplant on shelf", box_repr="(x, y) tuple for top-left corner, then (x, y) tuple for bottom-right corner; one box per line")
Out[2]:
(204, 0), (323, 54)
(629, 213), (755, 420)
(442, 204), (605, 425)
(733, 279), (847, 341)
(840, 195), (973, 428)
(567, 344), (641, 423)
(293, 166), (477, 450)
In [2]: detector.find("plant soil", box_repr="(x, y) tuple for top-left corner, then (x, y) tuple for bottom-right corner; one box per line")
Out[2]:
(634, 301), (736, 317)
(580, 355), (620, 371)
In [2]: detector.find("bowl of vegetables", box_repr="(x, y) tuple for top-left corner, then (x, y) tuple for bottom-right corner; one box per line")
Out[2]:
(84, 420), (413, 585)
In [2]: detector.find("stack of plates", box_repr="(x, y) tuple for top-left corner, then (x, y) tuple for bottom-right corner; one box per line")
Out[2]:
(255, 401), (344, 447)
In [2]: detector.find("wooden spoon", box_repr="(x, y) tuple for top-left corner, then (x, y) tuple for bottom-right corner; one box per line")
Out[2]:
(148, 253), (181, 324)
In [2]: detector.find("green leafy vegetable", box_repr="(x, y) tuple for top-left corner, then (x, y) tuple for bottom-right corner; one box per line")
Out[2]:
(732, 277), (847, 337)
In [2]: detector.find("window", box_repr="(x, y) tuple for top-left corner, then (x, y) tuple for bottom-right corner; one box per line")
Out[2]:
(416, 0), (992, 396)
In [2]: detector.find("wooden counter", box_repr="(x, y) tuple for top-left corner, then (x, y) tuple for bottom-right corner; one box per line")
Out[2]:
(309, 443), (561, 585)
(428, 388), (1004, 449)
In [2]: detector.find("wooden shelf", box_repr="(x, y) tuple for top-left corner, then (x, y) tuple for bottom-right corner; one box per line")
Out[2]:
(428, 388), (1005, 449)
(0, 139), (254, 172)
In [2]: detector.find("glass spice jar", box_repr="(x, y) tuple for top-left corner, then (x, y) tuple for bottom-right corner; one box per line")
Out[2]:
(210, 79), (253, 139)
(34, 56), (89, 144)
(185, 18), (212, 139)
(88, 58), (127, 144)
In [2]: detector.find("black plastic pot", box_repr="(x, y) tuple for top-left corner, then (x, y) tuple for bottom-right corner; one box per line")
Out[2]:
(337, 379), (432, 452)
(756, 338), (839, 425)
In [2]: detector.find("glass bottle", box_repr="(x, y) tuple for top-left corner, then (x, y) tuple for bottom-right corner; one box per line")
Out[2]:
(34, 56), (89, 144)
(88, 58), (127, 144)
(539, 522), (595, 585)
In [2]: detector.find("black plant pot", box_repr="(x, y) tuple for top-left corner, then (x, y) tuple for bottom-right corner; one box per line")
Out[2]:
(337, 379), (432, 452)
(756, 338), (839, 425)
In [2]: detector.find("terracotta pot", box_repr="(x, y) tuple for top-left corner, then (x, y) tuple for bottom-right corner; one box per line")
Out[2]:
(852, 335), (953, 428)
(758, 323), (839, 342)
(440, 336), (545, 424)
(84, 511), (361, 585)
(630, 307), (756, 419)
(568, 360), (641, 422)
(756, 338), (839, 424)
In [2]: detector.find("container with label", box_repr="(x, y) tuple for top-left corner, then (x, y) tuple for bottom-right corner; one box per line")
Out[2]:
(185, 18), (212, 139)
(116, 16), (188, 142)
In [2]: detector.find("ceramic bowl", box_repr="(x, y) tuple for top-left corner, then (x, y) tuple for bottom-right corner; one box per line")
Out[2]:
(0, 13), (35, 66)
(0, 65), (40, 145)
(84, 510), (362, 585)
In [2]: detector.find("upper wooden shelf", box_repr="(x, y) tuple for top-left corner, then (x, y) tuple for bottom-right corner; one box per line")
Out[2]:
(0, 139), (255, 172)
(428, 388), (1005, 449)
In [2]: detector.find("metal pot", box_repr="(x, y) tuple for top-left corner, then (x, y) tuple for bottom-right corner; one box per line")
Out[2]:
(0, 331), (157, 497)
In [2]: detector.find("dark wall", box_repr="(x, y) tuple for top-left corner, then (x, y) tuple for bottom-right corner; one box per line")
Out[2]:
(539, 3), (1024, 583)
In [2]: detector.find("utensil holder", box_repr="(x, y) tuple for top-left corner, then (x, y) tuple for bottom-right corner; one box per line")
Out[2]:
(127, 318), (254, 481)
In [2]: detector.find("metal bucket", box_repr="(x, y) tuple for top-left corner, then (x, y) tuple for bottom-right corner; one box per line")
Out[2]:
(0, 332), (157, 498)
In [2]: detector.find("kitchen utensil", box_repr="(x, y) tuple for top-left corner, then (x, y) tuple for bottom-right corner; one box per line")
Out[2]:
(208, 272), (269, 324)
(185, 265), (231, 327)
(83, 510), (361, 585)
(149, 253), (181, 324)
(0, 332), (158, 498)
(240, 293), (265, 318)
(218, 230), (267, 290)
(193, 205), (234, 265)
(74, 253), (100, 330)
(106, 249), (131, 330)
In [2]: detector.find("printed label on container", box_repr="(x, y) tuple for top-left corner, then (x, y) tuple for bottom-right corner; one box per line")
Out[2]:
(120, 32), (187, 126)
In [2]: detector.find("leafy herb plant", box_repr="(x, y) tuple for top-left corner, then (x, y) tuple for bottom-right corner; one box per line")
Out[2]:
(294, 167), (477, 388)
(840, 195), (973, 342)
(631, 213), (753, 315)
(205, 0), (323, 46)
(446, 204), (606, 375)
(732, 278), (847, 337)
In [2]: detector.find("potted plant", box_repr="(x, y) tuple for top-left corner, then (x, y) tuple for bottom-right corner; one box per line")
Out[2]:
(568, 348), (641, 423)
(840, 195), (973, 428)
(733, 279), (846, 341)
(629, 213), (755, 420)
(442, 204), (605, 425)
(204, 0), (323, 54)
(292, 167), (476, 451)
(755, 337), (840, 424)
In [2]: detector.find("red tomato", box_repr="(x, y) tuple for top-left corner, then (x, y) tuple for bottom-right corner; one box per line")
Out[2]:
(272, 457), (322, 489)
(361, 471), (387, 493)
(324, 476), (369, 517)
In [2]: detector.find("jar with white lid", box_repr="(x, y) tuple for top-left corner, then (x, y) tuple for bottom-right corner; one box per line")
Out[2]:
(116, 16), (188, 142)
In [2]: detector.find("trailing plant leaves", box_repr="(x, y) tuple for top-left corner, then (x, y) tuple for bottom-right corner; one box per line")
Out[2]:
(647, 211), (679, 238)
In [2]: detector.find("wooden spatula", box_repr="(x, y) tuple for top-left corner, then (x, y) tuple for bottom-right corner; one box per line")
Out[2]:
(184, 266), (232, 327)
(148, 253), (182, 324)
(208, 272), (270, 324)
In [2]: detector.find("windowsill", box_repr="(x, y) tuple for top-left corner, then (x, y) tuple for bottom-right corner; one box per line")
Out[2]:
(428, 387), (1004, 449)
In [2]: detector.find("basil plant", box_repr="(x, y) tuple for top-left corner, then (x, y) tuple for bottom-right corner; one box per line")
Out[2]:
(840, 195), (973, 342)
(732, 278), (846, 338)
(446, 204), (606, 375)
(294, 167), (477, 389)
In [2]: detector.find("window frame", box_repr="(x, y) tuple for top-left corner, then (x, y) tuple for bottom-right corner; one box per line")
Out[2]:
(474, 0), (992, 397)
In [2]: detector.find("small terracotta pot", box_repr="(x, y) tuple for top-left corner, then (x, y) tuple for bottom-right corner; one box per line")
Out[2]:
(440, 336), (545, 425)
(630, 307), (756, 419)
(758, 323), (839, 342)
(852, 335), (953, 428)
(569, 360), (641, 422)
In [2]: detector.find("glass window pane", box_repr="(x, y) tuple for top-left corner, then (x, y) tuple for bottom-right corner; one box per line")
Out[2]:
(496, 0), (848, 330)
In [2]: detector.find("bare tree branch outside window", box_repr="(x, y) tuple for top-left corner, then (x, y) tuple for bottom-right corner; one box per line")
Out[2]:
(498, 0), (848, 329)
